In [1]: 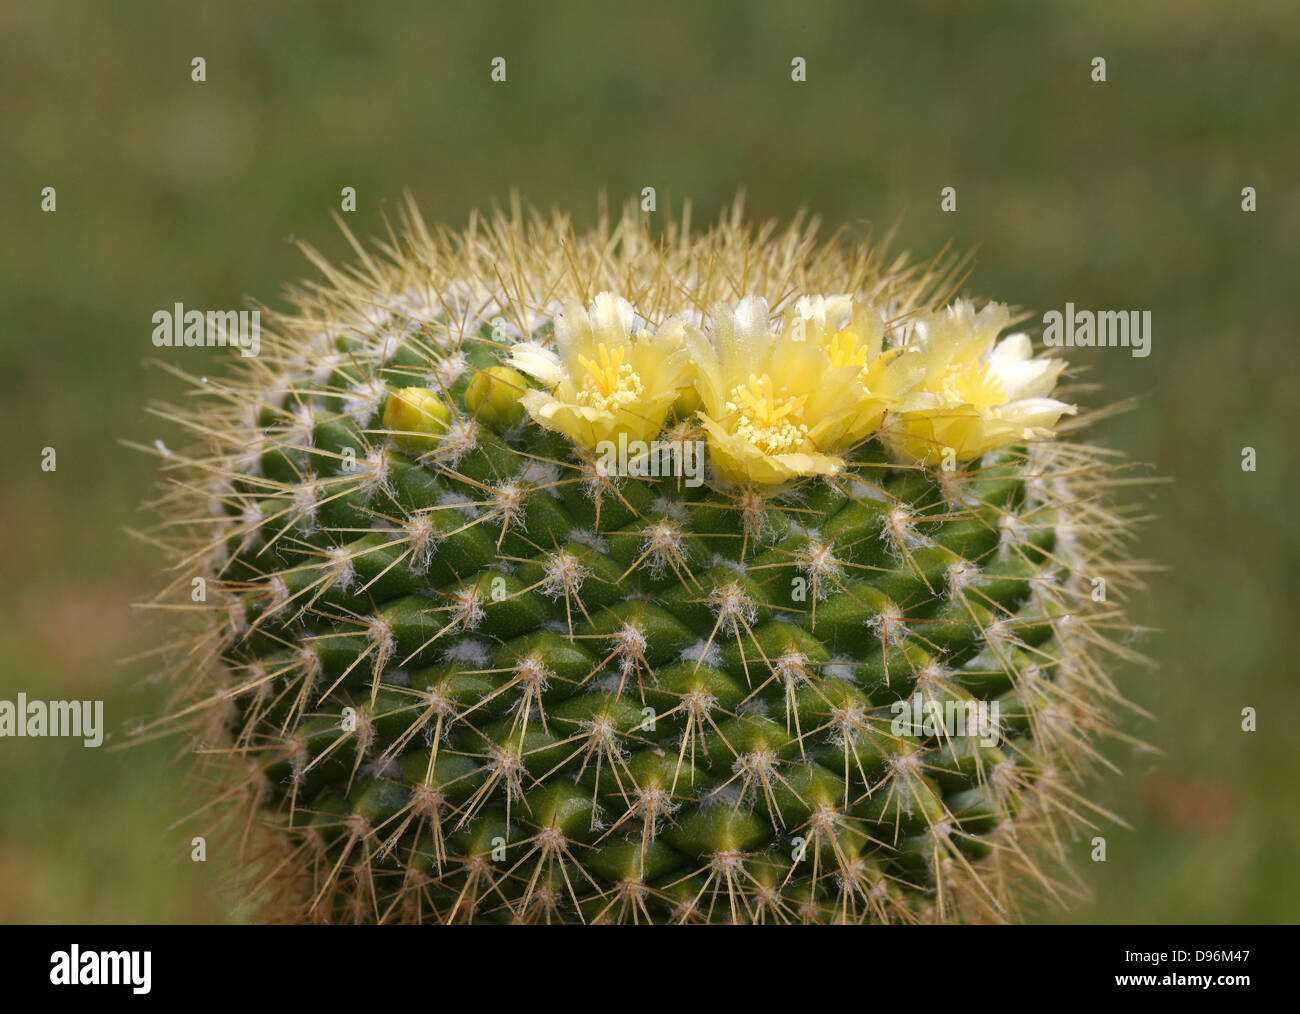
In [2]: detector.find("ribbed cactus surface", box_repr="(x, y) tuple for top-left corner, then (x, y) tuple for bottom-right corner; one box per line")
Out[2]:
(145, 199), (1140, 923)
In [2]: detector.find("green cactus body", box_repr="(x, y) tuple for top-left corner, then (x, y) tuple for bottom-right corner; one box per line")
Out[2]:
(145, 199), (1141, 924)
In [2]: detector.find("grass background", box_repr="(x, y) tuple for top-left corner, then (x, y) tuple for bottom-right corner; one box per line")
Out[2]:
(1, 0), (1296, 923)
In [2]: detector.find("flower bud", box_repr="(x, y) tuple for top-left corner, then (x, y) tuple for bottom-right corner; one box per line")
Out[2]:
(465, 365), (527, 429)
(383, 387), (450, 454)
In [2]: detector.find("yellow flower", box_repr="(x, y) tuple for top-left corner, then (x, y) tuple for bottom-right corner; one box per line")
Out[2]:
(690, 297), (868, 485)
(506, 292), (694, 451)
(785, 295), (927, 443)
(881, 300), (1076, 465)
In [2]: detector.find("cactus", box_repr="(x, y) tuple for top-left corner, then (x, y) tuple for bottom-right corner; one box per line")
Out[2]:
(141, 197), (1145, 924)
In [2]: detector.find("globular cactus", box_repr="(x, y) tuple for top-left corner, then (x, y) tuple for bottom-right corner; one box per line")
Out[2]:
(142, 197), (1146, 924)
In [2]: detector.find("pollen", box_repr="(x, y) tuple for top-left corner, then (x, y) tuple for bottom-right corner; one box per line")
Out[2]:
(939, 360), (1005, 409)
(725, 374), (810, 455)
(825, 328), (867, 369)
(576, 342), (645, 412)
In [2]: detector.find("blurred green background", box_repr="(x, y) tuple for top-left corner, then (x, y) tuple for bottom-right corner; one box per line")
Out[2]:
(2, 0), (1296, 923)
